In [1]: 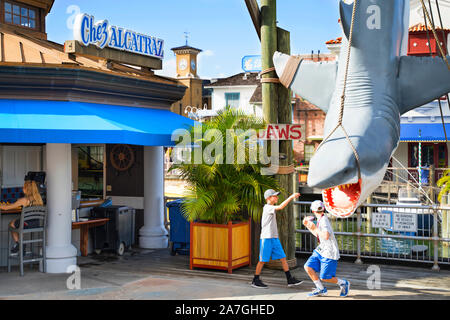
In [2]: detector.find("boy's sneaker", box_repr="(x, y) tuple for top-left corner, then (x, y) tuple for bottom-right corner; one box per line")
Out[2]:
(251, 278), (268, 289)
(307, 287), (328, 297)
(287, 277), (303, 287)
(339, 279), (350, 297)
(10, 242), (19, 255)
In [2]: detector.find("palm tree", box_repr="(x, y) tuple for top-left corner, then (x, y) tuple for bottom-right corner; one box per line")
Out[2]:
(171, 107), (279, 224)
(437, 169), (450, 203)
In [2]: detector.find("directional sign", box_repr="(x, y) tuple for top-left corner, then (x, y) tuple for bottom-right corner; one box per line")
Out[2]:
(242, 55), (262, 72)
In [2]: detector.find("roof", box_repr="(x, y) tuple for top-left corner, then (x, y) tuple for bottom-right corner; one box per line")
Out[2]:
(294, 97), (324, 111)
(325, 37), (342, 45)
(16, 0), (54, 15)
(409, 23), (450, 33)
(250, 83), (262, 103)
(0, 27), (179, 86)
(171, 45), (202, 53)
(207, 72), (260, 87)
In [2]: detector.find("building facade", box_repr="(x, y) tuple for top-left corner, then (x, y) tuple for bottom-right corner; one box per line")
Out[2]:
(0, 0), (192, 272)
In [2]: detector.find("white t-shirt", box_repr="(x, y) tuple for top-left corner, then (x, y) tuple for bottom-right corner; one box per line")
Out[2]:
(260, 204), (278, 239)
(315, 214), (340, 260)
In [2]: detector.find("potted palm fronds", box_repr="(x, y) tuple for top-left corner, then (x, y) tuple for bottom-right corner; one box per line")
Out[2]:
(437, 171), (450, 256)
(171, 107), (279, 273)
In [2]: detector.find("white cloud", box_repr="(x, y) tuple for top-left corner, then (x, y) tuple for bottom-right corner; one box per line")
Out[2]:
(155, 57), (177, 78)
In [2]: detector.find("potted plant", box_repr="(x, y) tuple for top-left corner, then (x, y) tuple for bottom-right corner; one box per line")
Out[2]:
(171, 107), (279, 273)
(437, 171), (450, 257)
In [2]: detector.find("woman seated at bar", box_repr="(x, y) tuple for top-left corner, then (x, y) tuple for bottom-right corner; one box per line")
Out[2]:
(0, 179), (43, 254)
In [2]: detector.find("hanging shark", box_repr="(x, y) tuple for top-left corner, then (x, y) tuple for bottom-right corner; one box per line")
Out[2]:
(273, 0), (450, 217)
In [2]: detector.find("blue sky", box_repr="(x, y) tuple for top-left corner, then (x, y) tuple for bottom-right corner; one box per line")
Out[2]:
(46, 0), (343, 79)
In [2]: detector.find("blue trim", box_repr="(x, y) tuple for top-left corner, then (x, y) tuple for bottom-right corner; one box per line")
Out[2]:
(400, 123), (450, 142)
(0, 100), (194, 146)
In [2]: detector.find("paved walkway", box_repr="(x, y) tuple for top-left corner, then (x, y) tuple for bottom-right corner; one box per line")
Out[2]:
(1, 249), (450, 300)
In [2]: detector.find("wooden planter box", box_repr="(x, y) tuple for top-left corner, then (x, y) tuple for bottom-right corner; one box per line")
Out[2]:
(190, 221), (251, 274)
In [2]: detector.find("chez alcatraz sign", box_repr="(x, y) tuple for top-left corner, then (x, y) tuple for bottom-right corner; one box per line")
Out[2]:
(73, 13), (164, 59)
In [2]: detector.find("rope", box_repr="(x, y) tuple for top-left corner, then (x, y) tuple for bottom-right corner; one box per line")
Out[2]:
(422, 1), (448, 143)
(419, 0), (450, 70)
(259, 67), (276, 76)
(316, 0), (361, 181)
(433, 0), (450, 114)
(260, 67), (280, 83)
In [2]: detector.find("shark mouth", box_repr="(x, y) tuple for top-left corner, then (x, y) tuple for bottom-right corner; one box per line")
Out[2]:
(322, 179), (361, 218)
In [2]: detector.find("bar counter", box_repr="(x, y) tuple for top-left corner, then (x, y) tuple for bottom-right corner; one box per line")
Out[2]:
(0, 199), (105, 267)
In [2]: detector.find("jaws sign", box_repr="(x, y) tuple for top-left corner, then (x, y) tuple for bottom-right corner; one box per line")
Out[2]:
(258, 124), (304, 140)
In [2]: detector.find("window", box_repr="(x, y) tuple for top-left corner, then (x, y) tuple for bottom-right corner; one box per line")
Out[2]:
(304, 144), (315, 163)
(225, 93), (240, 109)
(4, 1), (37, 29)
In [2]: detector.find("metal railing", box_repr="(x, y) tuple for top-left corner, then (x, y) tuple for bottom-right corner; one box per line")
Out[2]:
(294, 201), (450, 270)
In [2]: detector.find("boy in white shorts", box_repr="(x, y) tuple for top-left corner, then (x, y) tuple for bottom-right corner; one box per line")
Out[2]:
(303, 200), (350, 297)
(251, 189), (303, 289)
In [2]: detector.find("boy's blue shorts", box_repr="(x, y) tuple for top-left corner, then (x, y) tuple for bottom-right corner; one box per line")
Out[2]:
(304, 250), (338, 280)
(259, 238), (286, 262)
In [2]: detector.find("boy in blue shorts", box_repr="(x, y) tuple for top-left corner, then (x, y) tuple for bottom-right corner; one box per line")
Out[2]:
(251, 189), (303, 289)
(303, 200), (350, 297)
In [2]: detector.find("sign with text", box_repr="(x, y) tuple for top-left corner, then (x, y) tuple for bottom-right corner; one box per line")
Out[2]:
(73, 14), (164, 59)
(393, 212), (417, 232)
(258, 124), (304, 141)
(371, 211), (391, 229)
(242, 55), (262, 72)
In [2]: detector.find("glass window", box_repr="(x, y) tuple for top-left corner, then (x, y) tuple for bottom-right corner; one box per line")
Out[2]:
(421, 145), (434, 167)
(21, 17), (28, 27)
(13, 14), (20, 25)
(438, 144), (446, 168)
(4, 2), (37, 29)
(225, 93), (240, 109)
(410, 144), (419, 167)
(304, 144), (315, 163)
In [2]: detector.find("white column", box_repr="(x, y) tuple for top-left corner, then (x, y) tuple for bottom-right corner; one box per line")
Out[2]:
(45, 143), (78, 273)
(139, 146), (168, 248)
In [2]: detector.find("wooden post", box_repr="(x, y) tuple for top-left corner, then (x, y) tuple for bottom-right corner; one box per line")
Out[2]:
(261, 0), (278, 124)
(261, 0), (296, 269)
(277, 27), (296, 266)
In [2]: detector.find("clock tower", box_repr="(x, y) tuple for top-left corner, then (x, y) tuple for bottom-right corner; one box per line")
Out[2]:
(171, 44), (204, 116)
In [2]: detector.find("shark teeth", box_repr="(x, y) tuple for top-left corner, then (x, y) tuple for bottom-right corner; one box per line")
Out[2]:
(321, 180), (362, 218)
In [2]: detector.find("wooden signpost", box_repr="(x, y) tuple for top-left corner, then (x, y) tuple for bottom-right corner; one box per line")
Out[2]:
(246, 0), (297, 268)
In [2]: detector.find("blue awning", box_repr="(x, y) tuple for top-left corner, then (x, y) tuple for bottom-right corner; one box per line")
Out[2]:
(400, 123), (450, 142)
(0, 99), (194, 146)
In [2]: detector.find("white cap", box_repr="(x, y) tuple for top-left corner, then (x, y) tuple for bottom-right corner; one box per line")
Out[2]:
(311, 200), (325, 212)
(264, 189), (280, 200)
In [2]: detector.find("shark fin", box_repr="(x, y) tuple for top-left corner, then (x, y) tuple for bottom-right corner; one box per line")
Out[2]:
(398, 55), (450, 115)
(339, 0), (354, 40)
(273, 51), (337, 113)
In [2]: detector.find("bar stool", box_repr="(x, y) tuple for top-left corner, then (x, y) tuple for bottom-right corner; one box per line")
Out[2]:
(7, 206), (47, 276)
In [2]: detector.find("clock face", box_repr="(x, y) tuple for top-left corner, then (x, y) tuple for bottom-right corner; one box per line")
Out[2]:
(179, 58), (187, 71)
(191, 60), (196, 71)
